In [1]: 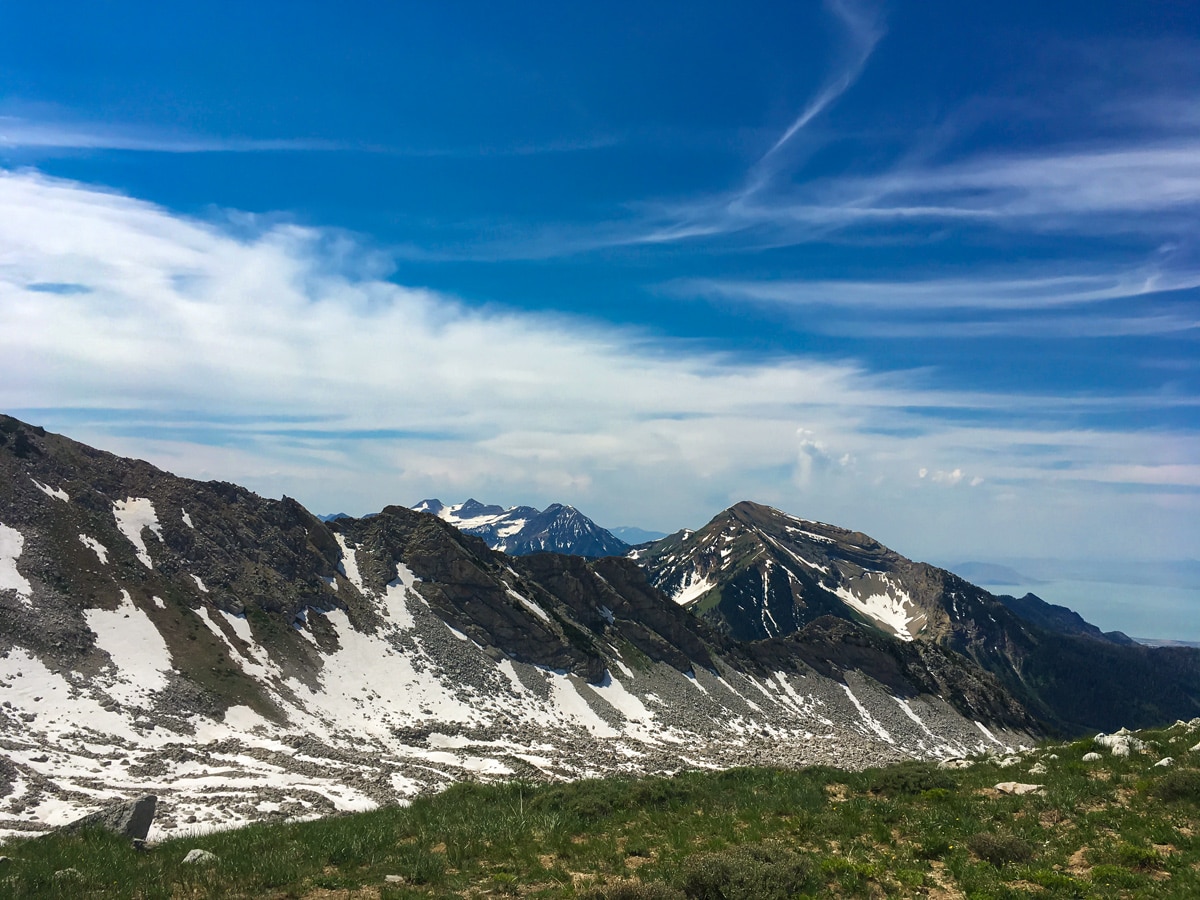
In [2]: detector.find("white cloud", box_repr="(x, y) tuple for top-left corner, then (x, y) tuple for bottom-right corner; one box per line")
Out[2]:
(0, 116), (339, 153)
(0, 169), (1196, 563)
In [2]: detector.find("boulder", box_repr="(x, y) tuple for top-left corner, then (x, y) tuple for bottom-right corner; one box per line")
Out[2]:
(1082, 752), (1102, 762)
(59, 795), (156, 841)
(995, 782), (1043, 795)
(938, 758), (972, 770)
(1154, 757), (1175, 767)
(182, 849), (218, 865)
(1095, 733), (1144, 757)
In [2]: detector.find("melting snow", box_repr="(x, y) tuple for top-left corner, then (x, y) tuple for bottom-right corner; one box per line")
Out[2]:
(0, 523), (32, 601)
(181, 508), (194, 529)
(840, 684), (894, 744)
(334, 534), (366, 594)
(31, 479), (69, 502)
(112, 498), (162, 569)
(83, 590), (172, 706)
(79, 534), (109, 564)
(672, 571), (714, 606)
(832, 577), (916, 641)
(191, 574), (208, 593)
(507, 588), (551, 623)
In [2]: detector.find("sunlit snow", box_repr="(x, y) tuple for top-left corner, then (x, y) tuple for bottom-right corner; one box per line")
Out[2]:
(112, 497), (163, 569)
(0, 523), (32, 601)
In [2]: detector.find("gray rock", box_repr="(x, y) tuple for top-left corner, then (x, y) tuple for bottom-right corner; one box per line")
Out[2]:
(995, 782), (1043, 795)
(1028, 762), (1047, 775)
(938, 758), (972, 770)
(1154, 757), (1174, 767)
(1082, 752), (1102, 762)
(182, 848), (218, 865)
(59, 795), (156, 841)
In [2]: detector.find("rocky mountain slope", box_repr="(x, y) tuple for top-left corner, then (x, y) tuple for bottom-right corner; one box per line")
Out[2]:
(0, 416), (1031, 841)
(412, 499), (629, 557)
(635, 501), (1200, 734)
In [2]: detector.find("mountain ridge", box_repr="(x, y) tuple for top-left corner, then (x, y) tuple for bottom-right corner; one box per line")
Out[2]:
(634, 500), (1200, 733)
(0, 415), (1034, 840)
(413, 497), (629, 557)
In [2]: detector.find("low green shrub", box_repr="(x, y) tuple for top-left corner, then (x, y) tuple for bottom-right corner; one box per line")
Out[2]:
(1149, 768), (1200, 802)
(863, 761), (957, 796)
(677, 843), (816, 900)
(965, 832), (1034, 867)
(582, 879), (687, 900)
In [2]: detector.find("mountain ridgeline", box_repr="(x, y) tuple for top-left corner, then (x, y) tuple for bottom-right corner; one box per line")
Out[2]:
(412, 498), (630, 558)
(0, 413), (1195, 840)
(0, 414), (1035, 839)
(632, 500), (1200, 734)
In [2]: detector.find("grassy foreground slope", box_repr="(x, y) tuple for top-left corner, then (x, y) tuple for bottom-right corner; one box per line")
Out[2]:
(4, 724), (1200, 899)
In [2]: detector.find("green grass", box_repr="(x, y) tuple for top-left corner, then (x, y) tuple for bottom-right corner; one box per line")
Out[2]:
(3, 724), (1199, 898)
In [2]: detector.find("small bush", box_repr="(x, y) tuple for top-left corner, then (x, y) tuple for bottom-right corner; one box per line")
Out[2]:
(677, 843), (816, 900)
(863, 761), (956, 796)
(1149, 768), (1200, 802)
(965, 833), (1034, 867)
(582, 879), (687, 900)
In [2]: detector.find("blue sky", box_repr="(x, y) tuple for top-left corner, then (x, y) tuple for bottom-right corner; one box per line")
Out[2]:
(1, 2), (1198, 635)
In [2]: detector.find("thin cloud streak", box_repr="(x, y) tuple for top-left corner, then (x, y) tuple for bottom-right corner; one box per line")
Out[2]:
(762, 0), (885, 160)
(0, 117), (342, 153)
(675, 268), (1200, 311)
(0, 116), (619, 158)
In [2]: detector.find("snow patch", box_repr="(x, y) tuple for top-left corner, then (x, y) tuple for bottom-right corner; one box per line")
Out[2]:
(191, 574), (208, 593)
(83, 590), (172, 705)
(112, 497), (162, 569)
(831, 576), (916, 641)
(334, 534), (366, 594)
(840, 683), (894, 744)
(79, 534), (109, 564)
(507, 588), (551, 624)
(181, 508), (194, 528)
(0, 523), (32, 602)
(31, 479), (69, 502)
(672, 570), (714, 607)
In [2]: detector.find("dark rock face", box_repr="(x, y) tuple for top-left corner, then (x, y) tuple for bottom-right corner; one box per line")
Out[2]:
(59, 795), (157, 841)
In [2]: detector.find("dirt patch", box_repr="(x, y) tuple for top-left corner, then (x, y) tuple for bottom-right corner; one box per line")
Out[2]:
(926, 860), (965, 899)
(1066, 847), (1091, 877)
(826, 783), (849, 803)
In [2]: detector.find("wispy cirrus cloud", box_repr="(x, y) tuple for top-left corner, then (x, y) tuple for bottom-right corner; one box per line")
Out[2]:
(0, 114), (619, 158)
(761, 0), (886, 161)
(0, 116), (342, 153)
(673, 267), (1200, 311)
